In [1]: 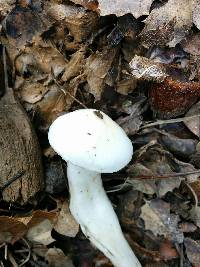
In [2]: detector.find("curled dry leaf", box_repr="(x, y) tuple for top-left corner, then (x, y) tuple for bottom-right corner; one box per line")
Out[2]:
(184, 101), (200, 137)
(54, 199), (79, 237)
(117, 99), (145, 135)
(69, 0), (98, 11)
(96, 0), (154, 18)
(178, 222), (197, 233)
(45, 248), (75, 267)
(45, 3), (98, 43)
(184, 238), (200, 267)
(129, 55), (167, 82)
(12, 43), (67, 78)
(141, 0), (193, 47)
(161, 134), (197, 159)
(0, 0), (14, 18)
(85, 47), (117, 100)
(149, 78), (200, 119)
(19, 80), (49, 104)
(62, 47), (86, 82)
(24, 210), (58, 245)
(0, 216), (27, 245)
(193, 0), (200, 30)
(190, 206), (200, 227)
(128, 143), (183, 196)
(3, 4), (49, 48)
(159, 241), (178, 261)
(140, 199), (184, 243)
(182, 33), (200, 80)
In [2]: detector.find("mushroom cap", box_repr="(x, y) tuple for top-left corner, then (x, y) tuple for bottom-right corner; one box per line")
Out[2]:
(48, 109), (133, 173)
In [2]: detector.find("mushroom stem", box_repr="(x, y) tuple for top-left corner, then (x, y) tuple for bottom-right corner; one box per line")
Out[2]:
(67, 162), (141, 267)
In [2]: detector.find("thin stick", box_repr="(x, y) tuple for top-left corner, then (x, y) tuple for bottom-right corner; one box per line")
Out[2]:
(141, 114), (200, 129)
(19, 238), (31, 267)
(0, 171), (25, 192)
(130, 169), (200, 180)
(2, 46), (8, 92)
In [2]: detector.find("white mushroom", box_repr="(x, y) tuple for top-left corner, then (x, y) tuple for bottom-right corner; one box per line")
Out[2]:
(48, 109), (141, 267)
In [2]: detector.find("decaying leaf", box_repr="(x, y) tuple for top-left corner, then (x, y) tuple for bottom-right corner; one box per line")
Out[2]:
(85, 47), (117, 100)
(184, 238), (200, 267)
(193, 0), (200, 30)
(184, 101), (200, 137)
(69, 0), (98, 11)
(129, 55), (167, 82)
(62, 47), (86, 82)
(117, 98), (145, 135)
(45, 3), (98, 43)
(190, 206), (200, 227)
(45, 248), (75, 267)
(141, 0), (193, 47)
(96, 0), (154, 19)
(0, 216), (27, 244)
(161, 134), (197, 159)
(25, 210), (58, 245)
(0, 0), (14, 18)
(54, 200), (79, 237)
(140, 199), (184, 243)
(182, 33), (200, 80)
(3, 4), (49, 48)
(128, 143), (183, 196)
(12, 43), (67, 78)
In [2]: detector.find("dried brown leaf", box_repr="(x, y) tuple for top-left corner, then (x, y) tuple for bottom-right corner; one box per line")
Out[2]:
(182, 33), (200, 80)
(62, 47), (86, 82)
(159, 241), (178, 260)
(0, 216), (27, 244)
(0, 0), (14, 18)
(54, 200), (79, 237)
(141, 0), (193, 47)
(25, 210), (58, 245)
(128, 143), (183, 196)
(178, 222), (197, 233)
(140, 199), (184, 243)
(19, 44), (67, 78)
(20, 81), (49, 104)
(193, 0), (200, 29)
(46, 3), (98, 42)
(184, 101), (200, 138)
(184, 238), (200, 267)
(96, 0), (154, 18)
(190, 206), (200, 227)
(85, 48), (117, 100)
(45, 248), (75, 267)
(3, 5), (50, 48)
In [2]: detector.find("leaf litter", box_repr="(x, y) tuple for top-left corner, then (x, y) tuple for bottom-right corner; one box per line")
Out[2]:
(0, 0), (200, 266)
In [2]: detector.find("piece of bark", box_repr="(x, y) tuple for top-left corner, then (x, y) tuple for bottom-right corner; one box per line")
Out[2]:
(0, 88), (43, 203)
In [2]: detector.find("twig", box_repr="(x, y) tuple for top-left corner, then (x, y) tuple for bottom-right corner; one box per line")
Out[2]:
(8, 251), (19, 267)
(130, 169), (200, 180)
(2, 46), (8, 92)
(106, 178), (129, 193)
(141, 114), (200, 129)
(0, 171), (25, 192)
(51, 69), (87, 109)
(18, 238), (31, 267)
(4, 244), (7, 261)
